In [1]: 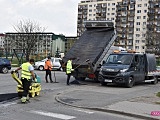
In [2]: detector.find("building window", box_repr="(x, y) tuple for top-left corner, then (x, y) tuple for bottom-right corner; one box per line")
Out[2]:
(137, 16), (141, 19)
(135, 46), (139, 49)
(112, 3), (115, 6)
(142, 34), (146, 37)
(143, 22), (146, 25)
(137, 4), (141, 7)
(89, 9), (92, 12)
(108, 3), (110, 6)
(144, 10), (147, 13)
(107, 13), (110, 15)
(137, 10), (141, 13)
(142, 40), (145, 43)
(144, 3), (147, 7)
(89, 5), (92, 7)
(111, 13), (115, 15)
(136, 40), (139, 43)
(136, 22), (140, 25)
(136, 28), (140, 31)
(112, 8), (115, 10)
(136, 34), (140, 37)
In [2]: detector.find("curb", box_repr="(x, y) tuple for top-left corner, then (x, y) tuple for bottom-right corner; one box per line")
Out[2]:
(55, 93), (159, 120)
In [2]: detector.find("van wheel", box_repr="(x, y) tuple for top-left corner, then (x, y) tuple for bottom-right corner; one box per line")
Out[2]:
(151, 76), (158, 84)
(39, 66), (44, 71)
(126, 77), (134, 88)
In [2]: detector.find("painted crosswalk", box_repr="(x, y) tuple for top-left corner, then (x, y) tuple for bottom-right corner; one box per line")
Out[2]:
(29, 110), (76, 120)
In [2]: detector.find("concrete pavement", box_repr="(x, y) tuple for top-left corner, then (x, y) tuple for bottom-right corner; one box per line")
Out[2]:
(55, 85), (160, 120)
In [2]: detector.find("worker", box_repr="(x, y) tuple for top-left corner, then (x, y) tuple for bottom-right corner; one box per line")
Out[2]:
(66, 58), (74, 85)
(44, 56), (53, 83)
(15, 59), (36, 103)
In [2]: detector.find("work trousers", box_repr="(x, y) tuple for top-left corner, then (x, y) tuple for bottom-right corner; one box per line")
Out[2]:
(45, 70), (53, 83)
(21, 78), (31, 97)
(67, 73), (71, 85)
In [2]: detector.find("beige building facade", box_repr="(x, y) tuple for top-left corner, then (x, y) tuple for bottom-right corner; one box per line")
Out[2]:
(77, 0), (149, 53)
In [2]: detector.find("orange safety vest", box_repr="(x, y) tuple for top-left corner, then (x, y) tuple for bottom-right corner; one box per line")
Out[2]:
(44, 60), (52, 70)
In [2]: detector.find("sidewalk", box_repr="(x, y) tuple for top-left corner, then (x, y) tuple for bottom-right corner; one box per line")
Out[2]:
(55, 86), (160, 120)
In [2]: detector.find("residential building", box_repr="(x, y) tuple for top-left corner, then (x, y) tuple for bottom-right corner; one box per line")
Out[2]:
(65, 37), (77, 53)
(4, 33), (65, 57)
(77, 0), (149, 53)
(77, 0), (119, 37)
(115, 0), (148, 53)
(146, 0), (160, 55)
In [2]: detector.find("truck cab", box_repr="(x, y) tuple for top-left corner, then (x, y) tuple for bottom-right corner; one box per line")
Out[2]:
(98, 52), (157, 88)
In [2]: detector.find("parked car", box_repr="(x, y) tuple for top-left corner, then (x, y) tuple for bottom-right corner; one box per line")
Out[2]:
(0, 58), (11, 73)
(34, 57), (62, 71)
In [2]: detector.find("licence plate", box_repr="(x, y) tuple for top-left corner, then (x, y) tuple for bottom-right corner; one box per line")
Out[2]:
(105, 79), (112, 82)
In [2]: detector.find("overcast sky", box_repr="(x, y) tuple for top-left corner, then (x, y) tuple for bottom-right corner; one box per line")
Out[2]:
(0, 0), (81, 36)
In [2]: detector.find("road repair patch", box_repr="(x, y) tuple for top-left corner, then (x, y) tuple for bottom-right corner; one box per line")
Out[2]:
(0, 93), (18, 102)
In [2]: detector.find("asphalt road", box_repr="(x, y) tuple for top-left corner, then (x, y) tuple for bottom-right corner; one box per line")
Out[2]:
(0, 69), (159, 120)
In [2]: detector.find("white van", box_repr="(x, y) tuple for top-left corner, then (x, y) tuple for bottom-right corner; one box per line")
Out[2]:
(34, 57), (62, 71)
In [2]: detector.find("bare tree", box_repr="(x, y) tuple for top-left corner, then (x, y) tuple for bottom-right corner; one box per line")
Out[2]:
(13, 19), (46, 61)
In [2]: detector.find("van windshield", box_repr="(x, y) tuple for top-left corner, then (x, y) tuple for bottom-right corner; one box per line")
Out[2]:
(106, 54), (133, 65)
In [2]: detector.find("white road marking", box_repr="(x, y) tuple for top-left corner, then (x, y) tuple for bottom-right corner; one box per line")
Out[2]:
(30, 110), (76, 120)
(0, 102), (16, 107)
(73, 109), (94, 114)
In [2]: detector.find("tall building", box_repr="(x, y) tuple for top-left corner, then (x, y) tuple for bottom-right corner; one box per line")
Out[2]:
(77, 0), (149, 53)
(146, 0), (160, 55)
(115, 0), (148, 53)
(77, 0), (119, 37)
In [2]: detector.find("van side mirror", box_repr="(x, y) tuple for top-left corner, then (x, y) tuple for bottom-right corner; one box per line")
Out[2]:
(102, 61), (106, 64)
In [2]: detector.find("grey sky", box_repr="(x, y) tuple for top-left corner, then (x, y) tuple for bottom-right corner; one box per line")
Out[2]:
(0, 0), (81, 36)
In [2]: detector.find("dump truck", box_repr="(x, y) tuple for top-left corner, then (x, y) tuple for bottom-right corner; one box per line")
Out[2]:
(98, 52), (159, 88)
(62, 21), (118, 81)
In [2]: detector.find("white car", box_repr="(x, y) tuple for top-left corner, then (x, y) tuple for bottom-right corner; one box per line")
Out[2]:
(34, 57), (62, 71)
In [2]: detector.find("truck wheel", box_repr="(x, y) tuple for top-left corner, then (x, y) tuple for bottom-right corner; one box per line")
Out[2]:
(151, 76), (158, 84)
(126, 77), (134, 88)
(38, 66), (44, 71)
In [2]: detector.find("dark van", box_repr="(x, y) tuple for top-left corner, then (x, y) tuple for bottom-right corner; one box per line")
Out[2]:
(98, 53), (158, 88)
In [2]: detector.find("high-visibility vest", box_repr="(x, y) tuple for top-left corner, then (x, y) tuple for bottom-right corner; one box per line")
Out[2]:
(45, 60), (52, 70)
(66, 60), (72, 74)
(21, 62), (32, 80)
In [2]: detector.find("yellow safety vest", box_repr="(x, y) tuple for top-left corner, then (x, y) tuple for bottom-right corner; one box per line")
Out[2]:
(66, 60), (72, 74)
(21, 62), (32, 80)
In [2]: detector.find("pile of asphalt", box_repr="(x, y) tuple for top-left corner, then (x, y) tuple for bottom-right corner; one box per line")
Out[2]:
(0, 93), (18, 102)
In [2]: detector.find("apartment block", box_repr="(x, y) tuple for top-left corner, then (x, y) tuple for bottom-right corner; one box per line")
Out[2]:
(4, 33), (65, 57)
(77, 0), (149, 53)
(115, 0), (148, 53)
(65, 37), (77, 53)
(77, 0), (119, 37)
(146, 0), (160, 54)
